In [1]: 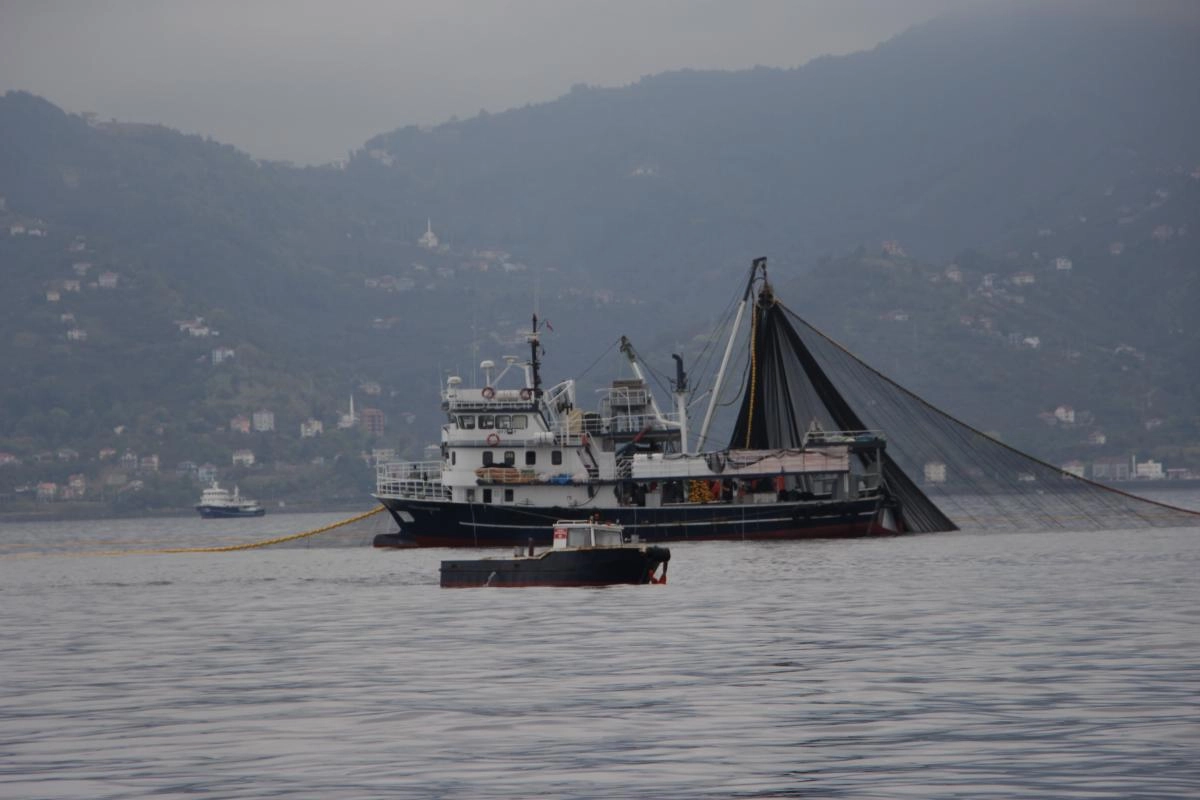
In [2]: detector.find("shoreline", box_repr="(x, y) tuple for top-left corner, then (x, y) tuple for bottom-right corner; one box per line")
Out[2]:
(0, 499), (376, 525)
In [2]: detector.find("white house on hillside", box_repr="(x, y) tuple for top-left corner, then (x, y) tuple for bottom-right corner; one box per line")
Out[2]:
(252, 409), (275, 432)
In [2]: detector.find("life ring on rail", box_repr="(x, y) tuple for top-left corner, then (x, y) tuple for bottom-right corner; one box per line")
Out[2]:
(519, 387), (533, 401)
(486, 432), (501, 446)
(481, 386), (496, 400)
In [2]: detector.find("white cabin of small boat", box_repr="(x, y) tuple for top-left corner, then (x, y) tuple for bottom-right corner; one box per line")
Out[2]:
(553, 520), (628, 549)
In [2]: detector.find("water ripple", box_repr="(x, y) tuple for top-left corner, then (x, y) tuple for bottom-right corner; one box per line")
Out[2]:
(1, 517), (1198, 798)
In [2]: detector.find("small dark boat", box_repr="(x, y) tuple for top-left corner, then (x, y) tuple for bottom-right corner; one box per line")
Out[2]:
(440, 519), (670, 588)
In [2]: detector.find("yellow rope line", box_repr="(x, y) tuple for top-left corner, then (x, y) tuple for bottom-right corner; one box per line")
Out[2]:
(4, 506), (388, 559)
(744, 301), (759, 449)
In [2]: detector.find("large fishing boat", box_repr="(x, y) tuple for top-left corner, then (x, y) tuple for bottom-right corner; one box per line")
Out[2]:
(374, 258), (925, 547)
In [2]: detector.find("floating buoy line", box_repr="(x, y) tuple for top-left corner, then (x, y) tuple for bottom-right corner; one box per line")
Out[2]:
(1, 506), (387, 559)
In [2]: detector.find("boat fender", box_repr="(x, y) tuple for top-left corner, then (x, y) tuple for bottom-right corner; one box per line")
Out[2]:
(646, 550), (669, 584)
(519, 387), (533, 400)
(482, 386), (496, 399)
(486, 432), (501, 446)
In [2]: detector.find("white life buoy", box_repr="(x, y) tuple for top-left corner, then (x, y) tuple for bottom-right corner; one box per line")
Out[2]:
(519, 387), (533, 401)
(481, 386), (496, 400)
(486, 432), (501, 446)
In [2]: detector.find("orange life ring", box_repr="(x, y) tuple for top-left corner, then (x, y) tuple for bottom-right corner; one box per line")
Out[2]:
(519, 387), (533, 401)
(486, 432), (501, 446)
(481, 386), (496, 400)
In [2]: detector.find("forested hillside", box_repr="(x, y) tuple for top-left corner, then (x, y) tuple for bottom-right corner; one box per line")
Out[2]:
(357, 5), (1199, 287)
(1, 3), (1197, 513)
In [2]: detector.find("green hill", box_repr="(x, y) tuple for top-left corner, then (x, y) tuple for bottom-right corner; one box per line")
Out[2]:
(1, 3), (1197, 512)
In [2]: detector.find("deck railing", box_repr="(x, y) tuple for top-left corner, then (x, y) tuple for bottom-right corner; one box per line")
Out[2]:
(376, 461), (451, 500)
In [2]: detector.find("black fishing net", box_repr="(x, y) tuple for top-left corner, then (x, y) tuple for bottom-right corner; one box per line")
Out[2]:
(727, 287), (1200, 533)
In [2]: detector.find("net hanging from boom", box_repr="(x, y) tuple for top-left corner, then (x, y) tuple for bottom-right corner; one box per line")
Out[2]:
(727, 272), (1200, 533)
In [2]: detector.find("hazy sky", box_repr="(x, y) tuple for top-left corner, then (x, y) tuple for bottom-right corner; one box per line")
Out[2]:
(0, 0), (957, 164)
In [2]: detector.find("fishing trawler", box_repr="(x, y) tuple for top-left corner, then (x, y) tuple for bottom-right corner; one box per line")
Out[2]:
(374, 258), (934, 547)
(196, 482), (265, 518)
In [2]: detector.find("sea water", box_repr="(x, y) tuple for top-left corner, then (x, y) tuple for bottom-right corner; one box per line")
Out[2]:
(2, 498), (1198, 799)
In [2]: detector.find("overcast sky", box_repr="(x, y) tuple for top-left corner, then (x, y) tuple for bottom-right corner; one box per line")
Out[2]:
(0, 0), (958, 164)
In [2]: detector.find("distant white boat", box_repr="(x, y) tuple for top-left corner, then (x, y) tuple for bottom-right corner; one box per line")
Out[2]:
(196, 482), (265, 518)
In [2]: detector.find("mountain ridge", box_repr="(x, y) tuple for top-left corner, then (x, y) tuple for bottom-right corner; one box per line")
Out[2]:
(1, 3), (1198, 511)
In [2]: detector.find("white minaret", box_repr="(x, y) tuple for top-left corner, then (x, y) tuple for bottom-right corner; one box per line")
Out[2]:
(339, 393), (358, 429)
(419, 218), (439, 249)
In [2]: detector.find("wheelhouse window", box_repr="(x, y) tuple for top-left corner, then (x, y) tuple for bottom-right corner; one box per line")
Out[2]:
(525, 451), (537, 466)
(496, 414), (511, 431)
(458, 415), (476, 429)
(478, 415), (495, 429)
(483, 451), (494, 467)
(551, 450), (563, 466)
(512, 415), (528, 430)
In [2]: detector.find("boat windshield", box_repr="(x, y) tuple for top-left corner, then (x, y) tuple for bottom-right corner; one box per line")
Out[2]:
(565, 524), (623, 547)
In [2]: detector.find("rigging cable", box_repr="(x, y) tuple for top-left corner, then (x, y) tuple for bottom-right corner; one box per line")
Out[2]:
(575, 337), (622, 383)
(686, 277), (751, 407)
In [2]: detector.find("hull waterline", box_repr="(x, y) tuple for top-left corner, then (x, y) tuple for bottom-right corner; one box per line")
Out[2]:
(376, 495), (895, 547)
(196, 506), (266, 519)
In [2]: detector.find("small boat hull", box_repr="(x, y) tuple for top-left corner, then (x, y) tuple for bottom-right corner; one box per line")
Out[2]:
(441, 545), (670, 588)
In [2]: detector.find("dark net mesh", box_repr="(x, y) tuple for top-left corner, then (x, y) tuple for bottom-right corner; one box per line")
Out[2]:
(728, 289), (1200, 533)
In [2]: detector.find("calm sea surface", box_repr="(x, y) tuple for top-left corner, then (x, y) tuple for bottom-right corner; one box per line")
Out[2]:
(2, 495), (1199, 799)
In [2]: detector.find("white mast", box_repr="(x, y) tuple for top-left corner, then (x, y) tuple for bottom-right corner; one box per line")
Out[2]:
(697, 258), (764, 451)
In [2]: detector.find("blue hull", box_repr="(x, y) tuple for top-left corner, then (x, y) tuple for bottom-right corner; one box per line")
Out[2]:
(197, 506), (266, 519)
